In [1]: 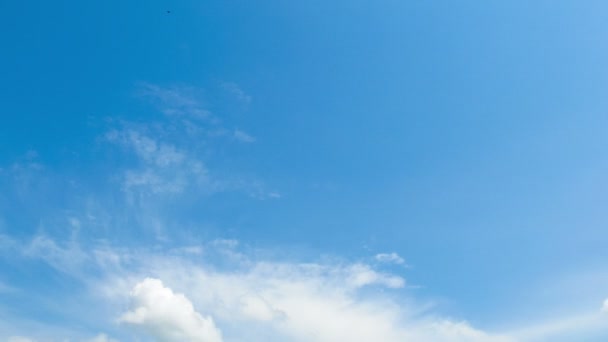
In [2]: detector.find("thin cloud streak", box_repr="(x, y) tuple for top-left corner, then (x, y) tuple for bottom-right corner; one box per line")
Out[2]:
(375, 252), (407, 266)
(221, 82), (252, 106)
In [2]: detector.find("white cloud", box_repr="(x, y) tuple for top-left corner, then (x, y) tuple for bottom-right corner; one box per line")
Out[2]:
(509, 312), (608, 341)
(68, 217), (81, 229)
(602, 299), (608, 313)
(8, 79), (599, 342)
(242, 181), (282, 200)
(346, 263), (405, 288)
(267, 192), (281, 199)
(211, 238), (239, 249)
(8, 337), (35, 342)
(88, 333), (119, 342)
(107, 129), (211, 196)
(375, 252), (406, 265)
(121, 131), (185, 167)
(6, 234), (516, 341)
(24, 235), (88, 275)
(104, 84), (220, 198)
(233, 129), (256, 143)
(8, 234), (608, 342)
(93, 243), (509, 342)
(121, 278), (223, 342)
(103, 83), (276, 200)
(139, 83), (211, 120)
(5, 333), (117, 342)
(221, 82), (252, 105)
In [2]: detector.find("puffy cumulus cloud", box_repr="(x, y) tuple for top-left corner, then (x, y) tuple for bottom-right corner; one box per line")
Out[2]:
(5, 235), (511, 342)
(121, 278), (223, 342)
(95, 244), (510, 342)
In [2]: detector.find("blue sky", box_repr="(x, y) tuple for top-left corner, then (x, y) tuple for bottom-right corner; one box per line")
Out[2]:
(1, 1), (608, 341)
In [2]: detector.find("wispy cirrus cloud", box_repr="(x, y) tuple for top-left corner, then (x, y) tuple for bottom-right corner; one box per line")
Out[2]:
(24, 234), (89, 276)
(233, 129), (256, 143)
(106, 128), (211, 196)
(104, 83), (276, 201)
(221, 82), (252, 106)
(508, 312), (608, 341)
(138, 82), (212, 120)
